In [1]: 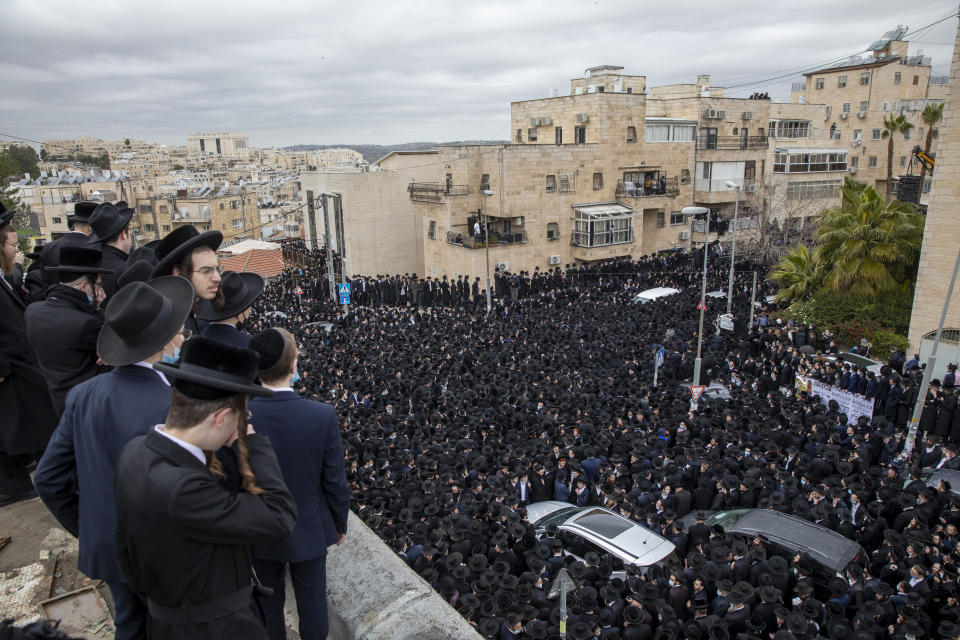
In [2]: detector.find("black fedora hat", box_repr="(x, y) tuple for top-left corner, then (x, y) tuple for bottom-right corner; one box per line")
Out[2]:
(152, 224), (223, 277)
(196, 271), (264, 321)
(116, 260), (155, 289)
(155, 335), (273, 399)
(98, 277), (194, 365)
(46, 245), (113, 279)
(87, 203), (134, 244)
(67, 201), (98, 229)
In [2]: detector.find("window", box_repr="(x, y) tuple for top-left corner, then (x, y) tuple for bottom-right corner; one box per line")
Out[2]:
(815, 78), (824, 89)
(546, 222), (559, 240)
(159, 205), (168, 213)
(163, 224), (171, 232)
(773, 152), (847, 173)
(786, 179), (843, 200)
(645, 123), (695, 142)
(626, 126), (637, 142)
(516, 128), (523, 143)
(481, 174), (490, 191)
(680, 169), (690, 184)
(51, 216), (62, 224)
(574, 126), (586, 144)
(924, 177), (933, 193)
(913, 75), (919, 85)
(769, 120), (810, 138)
(555, 127), (563, 144)
(825, 105), (831, 117)
(232, 218), (243, 230)
(853, 129), (862, 141)
(598, 86), (604, 92)
(744, 161), (756, 181)
(219, 203), (225, 209)
(593, 172), (603, 190)
(428, 220), (436, 239)
(868, 156), (877, 168)
(701, 162), (712, 179)
(144, 223), (156, 233)
(904, 128), (911, 140)
(527, 127), (537, 142)
(841, 103), (851, 113)
(546, 175), (556, 192)
(900, 156), (907, 168)
(851, 156), (858, 168)
(882, 102), (889, 112)
(859, 101), (869, 112)
(838, 75), (847, 88)
(732, 127), (739, 136)
(670, 211), (685, 225)
(657, 211), (665, 228)
(699, 127), (718, 149)
(894, 72), (901, 85)
(139, 205), (153, 214)
(871, 129), (881, 140)
(572, 208), (633, 247)
(557, 173), (576, 192)
(933, 128), (939, 139)
(860, 72), (870, 85)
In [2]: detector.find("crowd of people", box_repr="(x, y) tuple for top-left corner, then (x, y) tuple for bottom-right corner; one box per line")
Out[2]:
(248, 245), (960, 639)
(4, 196), (960, 640)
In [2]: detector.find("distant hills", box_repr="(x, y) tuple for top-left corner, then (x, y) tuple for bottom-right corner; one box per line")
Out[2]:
(281, 141), (509, 164)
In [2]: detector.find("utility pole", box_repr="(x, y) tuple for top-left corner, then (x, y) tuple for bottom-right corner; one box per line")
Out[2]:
(748, 271), (758, 330)
(725, 183), (740, 315)
(321, 194), (336, 301)
(681, 207), (711, 387)
(482, 189), (494, 314)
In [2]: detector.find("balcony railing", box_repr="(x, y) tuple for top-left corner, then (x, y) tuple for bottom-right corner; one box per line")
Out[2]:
(615, 177), (679, 198)
(697, 135), (768, 150)
(407, 182), (471, 203)
(694, 178), (758, 193)
(446, 228), (528, 248)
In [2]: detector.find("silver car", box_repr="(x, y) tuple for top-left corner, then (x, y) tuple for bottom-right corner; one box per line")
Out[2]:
(526, 501), (677, 578)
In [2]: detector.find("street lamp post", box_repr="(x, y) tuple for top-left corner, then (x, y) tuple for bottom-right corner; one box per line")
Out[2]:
(683, 206), (711, 388)
(482, 189), (494, 314)
(724, 181), (740, 316)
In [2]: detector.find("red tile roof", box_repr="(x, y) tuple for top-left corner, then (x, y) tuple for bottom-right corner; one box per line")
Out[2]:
(218, 248), (285, 279)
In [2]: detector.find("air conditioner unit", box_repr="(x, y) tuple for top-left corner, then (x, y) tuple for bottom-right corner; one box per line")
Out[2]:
(849, 167), (858, 174)
(512, 217), (524, 226)
(705, 109), (718, 119)
(840, 112), (849, 119)
(679, 230), (691, 240)
(857, 111), (867, 118)
(576, 113), (589, 123)
(742, 112), (753, 120)
(549, 255), (561, 265)
(496, 261), (510, 271)
(530, 118), (539, 127)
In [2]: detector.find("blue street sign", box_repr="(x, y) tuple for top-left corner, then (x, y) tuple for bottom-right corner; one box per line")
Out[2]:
(655, 348), (665, 367)
(338, 283), (351, 295)
(340, 293), (351, 305)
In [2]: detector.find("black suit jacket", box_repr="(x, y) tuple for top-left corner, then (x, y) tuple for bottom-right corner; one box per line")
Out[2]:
(200, 322), (252, 348)
(25, 285), (108, 416)
(115, 429), (296, 639)
(34, 365), (171, 583)
(250, 391), (350, 562)
(98, 244), (129, 302)
(0, 277), (58, 455)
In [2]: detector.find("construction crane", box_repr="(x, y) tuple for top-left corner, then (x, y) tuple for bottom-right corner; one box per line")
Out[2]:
(912, 145), (935, 173)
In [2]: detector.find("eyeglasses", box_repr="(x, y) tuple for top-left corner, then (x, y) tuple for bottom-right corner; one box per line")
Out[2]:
(180, 329), (193, 340)
(195, 266), (223, 278)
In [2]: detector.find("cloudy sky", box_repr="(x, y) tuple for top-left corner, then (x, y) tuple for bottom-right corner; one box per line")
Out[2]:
(0, 0), (955, 148)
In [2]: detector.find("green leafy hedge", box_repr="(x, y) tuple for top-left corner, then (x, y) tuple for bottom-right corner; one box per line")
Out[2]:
(786, 287), (913, 350)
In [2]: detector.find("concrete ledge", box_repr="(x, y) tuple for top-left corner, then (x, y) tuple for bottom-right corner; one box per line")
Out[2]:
(326, 512), (483, 640)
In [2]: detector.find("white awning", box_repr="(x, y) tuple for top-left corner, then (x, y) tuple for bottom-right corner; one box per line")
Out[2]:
(571, 202), (634, 219)
(775, 147), (847, 155)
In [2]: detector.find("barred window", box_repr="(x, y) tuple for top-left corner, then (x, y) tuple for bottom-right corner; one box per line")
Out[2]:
(786, 179), (843, 200)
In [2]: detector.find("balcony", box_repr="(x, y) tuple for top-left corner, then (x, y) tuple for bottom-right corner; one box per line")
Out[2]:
(615, 177), (679, 199)
(407, 182), (471, 204)
(446, 227), (528, 248)
(697, 136), (768, 151)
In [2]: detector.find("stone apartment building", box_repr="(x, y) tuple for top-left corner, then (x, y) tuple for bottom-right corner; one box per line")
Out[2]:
(186, 133), (251, 158)
(908, 19), (960, 373)
(131, 186), (258, 244)
(791, 26), (947, 200)
(302, 65), (846, 279)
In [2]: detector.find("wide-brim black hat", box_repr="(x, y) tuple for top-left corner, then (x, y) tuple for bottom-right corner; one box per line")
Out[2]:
(87, 203), (134, 244)
(152, 224), (223, 277)
(67, 201), (99, 229)
(98, 276), (195, 366)
(46, 245), (113, 277)
(196, 271), (264, 321)
(116, 260), (155, 289)
(155, 335), (273, 399)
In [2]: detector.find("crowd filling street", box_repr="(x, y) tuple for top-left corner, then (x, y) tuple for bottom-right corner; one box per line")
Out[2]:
(3, 200), (960, 640)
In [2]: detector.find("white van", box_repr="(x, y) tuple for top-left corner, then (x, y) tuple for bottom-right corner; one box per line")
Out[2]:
(631, 287), (680, 304)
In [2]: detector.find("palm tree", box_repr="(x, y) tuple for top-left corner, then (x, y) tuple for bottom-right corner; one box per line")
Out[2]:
(815, 184), (924, 296)
(881, 114), (914, 203)
(769, 245), (824, 303)
(919, 102), (944, 186)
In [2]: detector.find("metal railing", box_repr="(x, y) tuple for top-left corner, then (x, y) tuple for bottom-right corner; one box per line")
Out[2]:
(615, 177), (679, 198)
(694, 178), (758, 193)
(446, 229), (528, 248)
(697, 135), (768, 150)
(407, 182), (471, 203)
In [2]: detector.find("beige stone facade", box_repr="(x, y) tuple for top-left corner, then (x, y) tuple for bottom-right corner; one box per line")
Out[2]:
(302, 66), (849, 280)
(186, 133), (250, 158)
(908, 20), (960, 370)
(791, 30), (946, 200)
(130, 188), (258, 244)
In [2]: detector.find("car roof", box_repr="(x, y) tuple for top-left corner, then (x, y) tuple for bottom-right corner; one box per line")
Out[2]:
(561, 508), (676, 566)
(717, 509), (860, 573)
(926, 469), (960, 495)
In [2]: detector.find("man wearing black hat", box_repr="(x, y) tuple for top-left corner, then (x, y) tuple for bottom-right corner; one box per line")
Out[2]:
(87, 202), (134, 301)
(0, 206), (58, 505)
(246, 327), (350, 640)
(25, 242), (113, 416)
(66, 201), (98, 235)
(34, 276), (195, 640)
(198, 271), (264, 348)
(152, 224), (224, 335)
(114, 336), (295, 639)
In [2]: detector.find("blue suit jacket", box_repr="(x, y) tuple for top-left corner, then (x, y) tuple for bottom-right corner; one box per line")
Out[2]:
(200, 322), (252, 348)
(250, 390), (351, 562)
(33, 365), (171, 583)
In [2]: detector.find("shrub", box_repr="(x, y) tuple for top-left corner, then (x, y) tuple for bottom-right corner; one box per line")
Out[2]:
(870, 329), (910, 356)
(787, 287), (912, 336)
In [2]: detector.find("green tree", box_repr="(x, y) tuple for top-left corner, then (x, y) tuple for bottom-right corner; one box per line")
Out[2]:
(919, 102), (944, 186)
(768, 245), (824, 303)
(816, 184), (924, 296)
(0, 145), (40, 182)
(881, 114), (914, 203)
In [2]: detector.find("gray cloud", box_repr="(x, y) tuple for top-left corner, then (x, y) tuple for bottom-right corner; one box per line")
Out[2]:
(0, 0), (955, 147)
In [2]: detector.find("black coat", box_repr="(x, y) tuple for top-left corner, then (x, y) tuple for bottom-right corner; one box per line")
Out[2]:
(98, 244), (129, 302)
(0, 278), (58, 455)
(200, 323), (252, 348)
(25, 285), (108, 416)
(935, 392), (957, 438)
(34, 365), (171, 583)
(115, 429), (296, 640)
